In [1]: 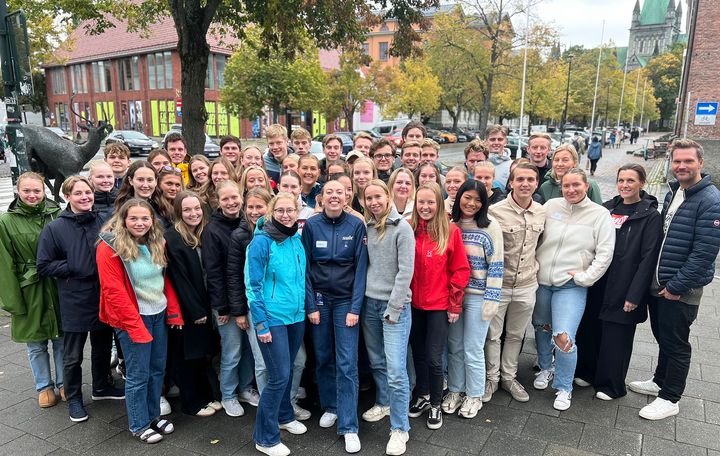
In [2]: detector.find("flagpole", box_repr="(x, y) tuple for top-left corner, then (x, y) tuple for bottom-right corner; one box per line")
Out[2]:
(518, 0), (530, 141)
(589, 20), (605, 137)
(617, 49), (630, 127)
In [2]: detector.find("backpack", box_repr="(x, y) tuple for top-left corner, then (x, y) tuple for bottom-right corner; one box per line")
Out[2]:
(572, 138), (581, 153)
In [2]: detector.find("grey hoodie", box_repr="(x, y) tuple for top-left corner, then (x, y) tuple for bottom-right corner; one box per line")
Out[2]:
(488, 151), (512, 188)
(364, 207), (415, 322)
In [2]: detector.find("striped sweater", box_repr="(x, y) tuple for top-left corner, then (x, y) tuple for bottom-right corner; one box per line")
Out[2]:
(456, 217), (505, 320)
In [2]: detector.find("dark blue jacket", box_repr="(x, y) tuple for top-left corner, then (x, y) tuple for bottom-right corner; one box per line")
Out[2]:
(657, 175), (720, 298)
(201, 209), (242, 316)
(301, 211), (368, 315)
(36, 209), (106, 332)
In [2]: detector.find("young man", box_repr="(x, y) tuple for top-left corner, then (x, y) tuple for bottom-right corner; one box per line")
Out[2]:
(165, 132), (191, 184)
(264, 124), (291, 182)
(103, 143), (131, 190)
(399, 141), (421, 172)
(353, 132), (373, 157)
(526, 133), (552, 182)
(486, 163), (546, 403)
(318, 134), (345, 182)
(463, 139), (489, 177)
(629, 139), (720, 420)
(220, 135), (242, 167)
(485, 125), (511, 188)
(291, 128), (312, 156)
(370, 138), (396, 183)
(401, 121), (426, 142)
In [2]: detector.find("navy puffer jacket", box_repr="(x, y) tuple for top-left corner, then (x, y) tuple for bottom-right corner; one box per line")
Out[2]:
(657, 175), (720, 297)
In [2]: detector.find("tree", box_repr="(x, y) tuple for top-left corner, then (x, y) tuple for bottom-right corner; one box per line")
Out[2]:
(322, 52), (374, 131)
(221, 29), (326, 124)
(19, 72), (48, 126)
(644, 43), (684, 129)
(383, 57), (442, 120)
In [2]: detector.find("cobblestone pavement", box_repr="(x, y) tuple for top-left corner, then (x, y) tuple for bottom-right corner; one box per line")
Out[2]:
(3, 136), (720, 455)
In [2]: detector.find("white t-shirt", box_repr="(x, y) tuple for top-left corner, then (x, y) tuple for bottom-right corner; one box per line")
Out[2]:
(663, 188), (685, 233)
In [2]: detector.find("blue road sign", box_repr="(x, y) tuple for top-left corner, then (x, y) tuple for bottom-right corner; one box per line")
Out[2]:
(696, 102), (718, 115)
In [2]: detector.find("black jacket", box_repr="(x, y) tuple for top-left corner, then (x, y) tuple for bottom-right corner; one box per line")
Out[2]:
(201, 209), (242, 315)
(587, 192), (662, 324)
(36, 209), (106, 332)
(164, 226), (212, 360)
(226, 218), (253, 317)
(93, 189), (117, 220)
(488, 186), (507, 206)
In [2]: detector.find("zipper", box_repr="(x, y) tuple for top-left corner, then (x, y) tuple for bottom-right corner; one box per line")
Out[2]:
(271, 272), (276, 299)
(548, 203), (571, 284)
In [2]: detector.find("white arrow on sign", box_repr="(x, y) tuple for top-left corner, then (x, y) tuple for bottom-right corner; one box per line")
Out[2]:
(699, 104), (717, 113)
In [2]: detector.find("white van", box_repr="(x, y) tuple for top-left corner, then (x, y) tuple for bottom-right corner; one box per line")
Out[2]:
(371, 119), (411, 136)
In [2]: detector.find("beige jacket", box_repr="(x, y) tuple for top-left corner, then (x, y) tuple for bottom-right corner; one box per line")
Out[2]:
(536, 196), (615, 287)
(489, 194), (547, 289)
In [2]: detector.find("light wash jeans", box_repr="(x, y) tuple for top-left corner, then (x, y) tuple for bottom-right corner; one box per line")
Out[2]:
(215, 312), (256, 401)
(447, 294), (491, 397)
(361, 298), (411, 432)
(26, 337), (64, 391)
(246, 312), (306, 400)
(532, 281), (588, 392)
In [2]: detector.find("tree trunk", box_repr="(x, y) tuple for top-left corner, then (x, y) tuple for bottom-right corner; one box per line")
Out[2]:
(345, 107), (355, 131)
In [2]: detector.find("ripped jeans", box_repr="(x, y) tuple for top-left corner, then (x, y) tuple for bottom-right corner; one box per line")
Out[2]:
(532, 281), (587, 392)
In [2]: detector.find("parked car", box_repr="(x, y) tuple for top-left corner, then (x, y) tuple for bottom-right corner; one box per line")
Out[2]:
(312, 132), (354, 154)
(162, 128), (220, 158)
(371, 119), (410, 137)
(438, 130), (457, 143)
(447, 127), (469, 142)
(385, 128), (404, 147)
(426, 129), (447, 144)
(45, 127), (74, 141)
(105, 130), (159, 156)
(353, 129), (383, 140)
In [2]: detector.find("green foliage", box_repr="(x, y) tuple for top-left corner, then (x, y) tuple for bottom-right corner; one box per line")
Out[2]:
(644, 44), (684, 126)
(383, 57), (442, 119)
(322, 52), (376, 131)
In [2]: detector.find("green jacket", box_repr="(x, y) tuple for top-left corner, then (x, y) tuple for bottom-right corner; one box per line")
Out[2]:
(538, 173), (603, 205)
(0, 198), (62, 343)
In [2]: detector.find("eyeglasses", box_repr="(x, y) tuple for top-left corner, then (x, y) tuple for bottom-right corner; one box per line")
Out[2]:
(161, 165), (182, 173)
(373, 154), (394, 160)
(273, 208), (297, 215)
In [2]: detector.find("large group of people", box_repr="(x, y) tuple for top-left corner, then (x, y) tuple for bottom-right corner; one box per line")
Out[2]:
(1, 122), (719, 456)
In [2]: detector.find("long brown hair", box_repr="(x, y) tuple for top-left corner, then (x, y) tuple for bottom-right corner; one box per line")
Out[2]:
(173, 191), (207, 249)
(115, 161), (160, 211)
(199, 157), (237, 209)
(104, 198), (166, 266)
(188, 155), (211, 189)
(411, 182), (450, 255)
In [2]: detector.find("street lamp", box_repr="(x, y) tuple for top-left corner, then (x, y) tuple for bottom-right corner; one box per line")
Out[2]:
(604, 80), (611, 128)
(560, 55), (573, 135)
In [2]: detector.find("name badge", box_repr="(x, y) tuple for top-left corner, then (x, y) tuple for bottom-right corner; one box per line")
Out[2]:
(550, 211), (564, 221)
(316, 240), (328, 248)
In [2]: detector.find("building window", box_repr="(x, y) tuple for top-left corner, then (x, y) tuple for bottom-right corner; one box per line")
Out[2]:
(362, 43), (369, 55)
(92, 60), (112, 93)
(51, 69), (66, 95)
(379, 42), (389, 61)
(206, 54), (215, 89)
(70, 64), (88, 94)
(148, 51), (173, 90)
(119, 57), (140, 91)
(216, 55), (226, 88)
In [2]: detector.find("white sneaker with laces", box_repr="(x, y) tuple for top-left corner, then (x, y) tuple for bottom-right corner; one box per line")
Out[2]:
(441, 391), (463, 414)
(573, 377), (591, 387)
(553, 390), (572, 411)
(255, 442), (291, 456)
(628, 378), (661, 396)
(344, 433), (361, 453)
(458, 396), (483, 419)
(222, 398), (245, 417)
(238, 388), (260, 406)
(319, 411), (337, 428)
(195, 405), (216, 417)
(160, 396), (171, 416)
(639, 397), (679, 420)
(279, 420), (307, 434)
(533, 370), (554, 390)
(386, 429), (409, 456)
(208, 401), (223, 411)
(362, 404), (390, 422)
(292, 401), (311, 421)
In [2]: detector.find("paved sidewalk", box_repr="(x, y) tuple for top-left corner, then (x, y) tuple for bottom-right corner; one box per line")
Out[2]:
(3, 137), (720, 455)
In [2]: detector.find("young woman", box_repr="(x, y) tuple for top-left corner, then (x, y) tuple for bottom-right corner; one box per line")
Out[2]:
(164, 191), (220, 417)
(97, 199), (184, 443)
(361, 180), (415, 456)
(324, 173), (364, 221)
(279, 171), (315, 232)
(246, 192), (308, 456)
(388, 168), (416, 219)
(38, 176), (124, 423)
(415, 163), (442, 188)
(472, 161), (506, 206)
(326, 159), (350, 176)
(537, 145), (602, 204)
(443, 180), (504, 419)
(533, 168), (615, 411)
(156, 166), (185, 228)
(0, 172), (63, 409)
(188, 155), (211, 190)
(444, 166), (468, 213)
(351, 157), (377, 215)
(301, 179), (368, 454)
(298, 154), (322, 209)
(148, 149), (172, 172)
(89, 161), (117, 219)
(408, 182), (470, 430)
(199, 157), (237, 210)
(241, 145), (264, 169)
(114, 161), (161, 212)
(282, 154), (299, 173)
(575, 164), (662, 400)
(201, 180), (259, 417)
(240, 166), (273, 196)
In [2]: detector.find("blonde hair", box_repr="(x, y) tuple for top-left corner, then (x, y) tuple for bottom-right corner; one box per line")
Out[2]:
(239, 166), (272, 195)
(88, 160), (113, 176)
(472, 160), (496, 176)
(268, 191), (299, 216)
(388, 167), (416, 203)
(199, 157), (237, 209)
(550, 144), (579, 181)
(16, 171), (45, 190)
(61, 175), (94, 196)
(364, 179), (393, 240)
(243, 188), (273, 228)
(421, 138), (440, 152)
(266, 124), (287, 139)
(173, 191), (207, 249)
(104, 198), (166, 267)
(290, 128), (311, 142)
(411, 182), (450, 255)
(352, 156), (378, 199)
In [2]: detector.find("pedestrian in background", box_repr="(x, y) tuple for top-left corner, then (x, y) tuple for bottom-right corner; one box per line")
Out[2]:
(587, 136), (603, 176)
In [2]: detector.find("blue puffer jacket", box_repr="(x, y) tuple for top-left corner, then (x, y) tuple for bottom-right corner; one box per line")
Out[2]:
(245, 217), (306, 335)
(657, 175), (720, 298)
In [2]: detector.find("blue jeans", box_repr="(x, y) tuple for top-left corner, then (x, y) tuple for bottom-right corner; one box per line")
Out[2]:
(447, 294), (491, 397)
(116, 311), (168, 434)
(215, 312), (255, 401)
(246, 312), (306, 400)
(254, 322), (305, 447)
(312, 298), (359, 435)
(532, 282), (587, 392)
(361, 298), (411, 432)
(27, 338), (64, 391)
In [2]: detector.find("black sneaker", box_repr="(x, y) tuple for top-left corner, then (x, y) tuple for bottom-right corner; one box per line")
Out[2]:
(408, 396), (431, 418)
(92, 386), (125, 401)
(69, 399), (89, 423)
(426, 406), (443, 430)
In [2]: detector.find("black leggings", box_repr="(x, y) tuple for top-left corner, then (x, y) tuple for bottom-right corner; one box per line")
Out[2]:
(410, 308), (449, 406)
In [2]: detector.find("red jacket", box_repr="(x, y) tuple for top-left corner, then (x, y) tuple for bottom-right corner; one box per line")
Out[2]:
(410, 221), (470, 314)
(97, 240), (183, 343)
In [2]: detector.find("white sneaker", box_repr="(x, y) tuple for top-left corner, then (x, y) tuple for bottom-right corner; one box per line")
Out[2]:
(458, 396), (483, 419)
(296, 387), (307, 400)
(166, 385), (180, 398)
(319, 411), (337, 428)
(553, 390), (572, 411)
(195, 405), (216, 417)
(255, 442), (290, 456)
(292, 401), (311, 421)
(573, 377), (591, 387)
(222, 398), (245, 417)
(533, 370), (554, 390)
(639, 397), (679, 420)
(595, 391), (613, 401)
(239, 388), (260, 407)
(344, 433), (361, 454)
(362, 404), (390, 422)
(279, 420), (307, 435)
(208, 401), (223, 411)
(386, 429), (409, 456)
(441, 391), (463, 414)
(628, 378), (661, 396)
(160, 396), (171, 416)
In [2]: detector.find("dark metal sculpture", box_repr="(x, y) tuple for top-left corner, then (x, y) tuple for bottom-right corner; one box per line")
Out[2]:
(23, 95), (113, 201)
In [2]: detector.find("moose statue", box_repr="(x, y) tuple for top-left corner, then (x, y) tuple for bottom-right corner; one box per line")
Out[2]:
(22, 96), (113, 201)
